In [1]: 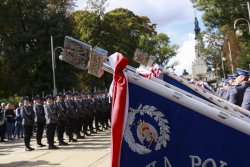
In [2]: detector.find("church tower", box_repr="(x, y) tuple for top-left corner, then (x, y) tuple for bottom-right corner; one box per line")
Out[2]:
(192, 17), (208, 80)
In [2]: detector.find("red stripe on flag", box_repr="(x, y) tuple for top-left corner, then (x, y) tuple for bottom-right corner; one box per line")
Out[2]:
(111, 53), (128, 167)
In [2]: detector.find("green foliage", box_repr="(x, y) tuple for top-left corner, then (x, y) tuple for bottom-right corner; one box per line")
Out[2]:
(0, 94), (22, 106)
(191, 0), (250, 72)
(0, 0), (179, 97)
(0, 0), (77, 98)
(70, 7), (163, 89)
(139, 33), (178, 68)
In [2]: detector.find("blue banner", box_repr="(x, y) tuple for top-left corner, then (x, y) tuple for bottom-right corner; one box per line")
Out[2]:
(120, 82), (250, 167)
(163, 75), (207, 101)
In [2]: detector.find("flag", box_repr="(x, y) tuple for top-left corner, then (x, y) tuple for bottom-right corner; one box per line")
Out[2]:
(109, 53), (129, 167)
(162, 69), (250, 117)
(109, 53), (250, 167)
(163, 73), (208, 101)
(120, 72), (250, 167)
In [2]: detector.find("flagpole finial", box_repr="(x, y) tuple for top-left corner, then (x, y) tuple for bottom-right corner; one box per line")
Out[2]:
(60, 36), (108, 77)
(134, 49), (157, 68)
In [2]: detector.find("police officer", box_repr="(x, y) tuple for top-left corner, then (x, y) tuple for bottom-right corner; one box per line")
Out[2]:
(104, 91), (111, 129)
(74, 92), (85, 139)
(55, 93), (68, 146)
(99, 91), (107, 130)
(81, 91), (91, 136)
(222, 74), (236, 100)
(44, 95), (59, 149)
(229, 68), (250, 106)
(87, 91), (95, 134)
(33, 95), (46, 147)
(242, 87), (250, 110)
(20, 96), (35, 151)
(93, 91), (103, 132)
(64, 92), (77, 142)
(0, 105), (5, 142)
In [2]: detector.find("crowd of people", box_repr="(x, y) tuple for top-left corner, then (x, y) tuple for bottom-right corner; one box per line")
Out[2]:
(0, 90), (111, 151)
(216, 68), (250, 110)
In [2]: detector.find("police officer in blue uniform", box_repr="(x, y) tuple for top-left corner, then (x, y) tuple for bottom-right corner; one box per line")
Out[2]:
(104, 91), (111, 129)
(0, 106), (5, 142)
(44, 95), (59, 149)
(242, 87), (250, 110)
(93, 91), (103, 132)
(87, 91), (95, 134)
(74, 92), (85, 139)
(33, 95), (46, 147)
(229, 68), (250, 106)
(81, 91), (91, 136)
(222, 74), (236, 100)
(21, 96), (35, 151)
(216, 81), (224, 97)
(220, 80), (230, 98)
(64, 92), (77, 142)
(55, 93), (68, 146)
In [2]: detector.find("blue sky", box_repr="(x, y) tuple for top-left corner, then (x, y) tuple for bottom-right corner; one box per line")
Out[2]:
(74, 0), (205, 75)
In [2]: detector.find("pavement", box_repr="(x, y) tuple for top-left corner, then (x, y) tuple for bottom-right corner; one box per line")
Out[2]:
(0, 130), (111, 167)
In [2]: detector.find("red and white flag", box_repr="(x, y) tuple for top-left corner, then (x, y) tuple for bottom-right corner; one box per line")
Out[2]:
(109, 53), (129, 167)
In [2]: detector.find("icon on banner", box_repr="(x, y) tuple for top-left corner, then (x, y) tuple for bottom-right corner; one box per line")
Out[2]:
(124, 105), (170, 155)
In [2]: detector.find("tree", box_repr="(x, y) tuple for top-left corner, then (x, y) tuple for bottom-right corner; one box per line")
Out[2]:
(139, 33), (178, 69)
(0, 0), (76, 98)
(191, 0), (250, 72)
(70, 7), (157, 90)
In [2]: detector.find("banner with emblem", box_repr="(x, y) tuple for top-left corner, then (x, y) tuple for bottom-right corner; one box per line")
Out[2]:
(107, 53), (250, 167)
(58, 37), (250, 167)
(118, 73), (250, 167)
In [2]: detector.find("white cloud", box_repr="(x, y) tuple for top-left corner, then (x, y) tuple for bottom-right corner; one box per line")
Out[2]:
(75, 0), (200, 75)
(106, 0), (195, 29)
(169, 33), (195, 75)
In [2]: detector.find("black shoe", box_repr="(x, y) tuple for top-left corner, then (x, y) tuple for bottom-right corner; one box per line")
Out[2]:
(48, 145), (59, 150)
(85, 133), (91, 136)
(69, 138), (77, 142)
(37, 143), (46, 147)
(25, 147), (34, 151)
(77, 135), (85, 139)
(59, 142), (68, 146)
(25, 147), (33, 151)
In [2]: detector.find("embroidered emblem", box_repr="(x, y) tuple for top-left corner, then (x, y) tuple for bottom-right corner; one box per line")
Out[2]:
(124, 104), (170, 155)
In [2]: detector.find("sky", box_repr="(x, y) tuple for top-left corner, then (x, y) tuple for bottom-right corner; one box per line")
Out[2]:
(74, 0), (205, 75)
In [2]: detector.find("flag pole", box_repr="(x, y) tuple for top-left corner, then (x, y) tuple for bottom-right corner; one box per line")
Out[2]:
(132, 49), (250, 117)
(59, 36), (250, 118)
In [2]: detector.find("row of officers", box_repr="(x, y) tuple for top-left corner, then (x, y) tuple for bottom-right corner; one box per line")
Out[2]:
(20, 90), (111, 151)
(216, 68), (250, 110)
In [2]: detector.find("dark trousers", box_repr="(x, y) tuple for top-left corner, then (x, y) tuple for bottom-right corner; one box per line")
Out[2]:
(94, 112), (99, 130)
(0, 125), (4, 141)
(76, 116), (85, 136)
(103, 111), (109, 128)
(36, 122), (44, 144)
(67, 118), (76, 139)
(89, 114), (94, 132)
(83, 115), (90, 134)
(46, 123), (56, 147)
(23, 125), (33, 148)
(57, 120), (66, 143)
